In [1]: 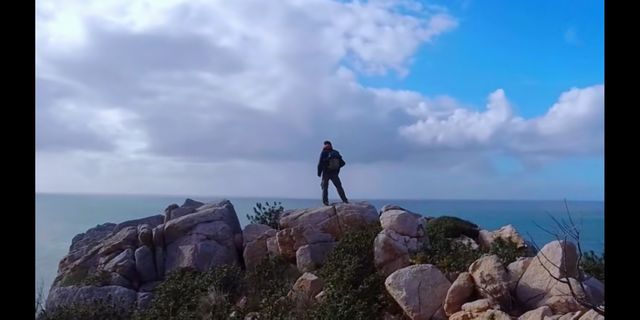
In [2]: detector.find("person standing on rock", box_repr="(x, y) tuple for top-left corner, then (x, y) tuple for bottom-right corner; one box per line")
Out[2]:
(317, 140), (349, 206)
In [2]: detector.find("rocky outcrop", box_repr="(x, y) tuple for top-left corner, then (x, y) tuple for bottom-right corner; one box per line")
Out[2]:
(275, 202), (378, 269)
(46, 199), (243, 313)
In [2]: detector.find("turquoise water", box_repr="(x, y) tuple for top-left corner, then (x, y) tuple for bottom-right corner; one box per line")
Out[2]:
(36, 193), (604, 299)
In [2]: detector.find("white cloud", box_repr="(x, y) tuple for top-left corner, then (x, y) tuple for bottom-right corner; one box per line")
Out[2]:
(400, 85), (604, 159)
(35, 0), (603, 198)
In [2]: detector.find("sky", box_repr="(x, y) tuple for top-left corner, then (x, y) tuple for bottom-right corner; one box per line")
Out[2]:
(35, 0), (604, 200)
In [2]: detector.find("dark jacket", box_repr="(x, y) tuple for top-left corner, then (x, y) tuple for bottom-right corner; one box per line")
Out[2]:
(317, 147), (345, 177)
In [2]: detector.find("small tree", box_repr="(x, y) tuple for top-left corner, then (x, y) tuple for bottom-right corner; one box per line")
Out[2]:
(529, 199), (604, 316)
(246, 201), (284, 229)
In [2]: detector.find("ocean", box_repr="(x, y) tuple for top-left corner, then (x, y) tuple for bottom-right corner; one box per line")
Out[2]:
(35, 193), (604, 299)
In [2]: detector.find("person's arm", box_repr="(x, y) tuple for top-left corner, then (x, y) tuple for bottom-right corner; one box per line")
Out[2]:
(317, 152), (324, 177)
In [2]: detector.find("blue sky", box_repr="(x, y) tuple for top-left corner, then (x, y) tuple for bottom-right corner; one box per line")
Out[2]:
(36, 0), (604, 200)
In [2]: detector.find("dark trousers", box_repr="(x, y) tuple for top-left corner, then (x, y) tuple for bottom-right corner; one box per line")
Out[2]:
(322, 171), (348, 204)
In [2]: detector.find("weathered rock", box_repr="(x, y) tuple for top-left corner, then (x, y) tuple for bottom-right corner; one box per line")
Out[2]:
(516, 241), (579, 310)
(45, 285), (138, 312)
(279, 206), (341, 238)
(154, 246), (165, 279)
(374, 229), (417, 276)
(70, 223), (116, 255)
(468, 255), (511, 309)
(478, 225), (527, 251)
(165, 236), (238, 273)
(334, 202), (379, 235)
(296, 242), (336, 272)
(104, 248), (136, 281)
(544, 278), (589, 314)
(170, 206), (197, 220)
(182, 198), (205, 208)
(135, 245), (157, 282)
(432, 306), (447, 320)
(479, 310), (512, 320)
(164, 205), (238, 245)
(508, 257), (533, 291)
(556, 311), (586, 320)
(98, 227), (138, 256)
(385, 264), (451, 320)
(164, 204), (179, 222)
(109, 272), (132, 288)
(243, 224), (275, 244)
(289, 272), (324, 300)
(449, 310), (474, 320)
(578, 309), (604, 320)
(518, 306), (553, 320)
(583, 276), (604, 306)
(137, 224), (153, 247)
(444, 272), (476, 316)
(266, 236), (279, 256)
(461, 298), (496, 313)
(477, 230), (494, 250)
(137, 292), (154, 310)
(243, 224), (277, 270)
(113, 215), (164, 234)
(152, 224), (165, 247)
(139, 281), (162, 292)
(380, 209), (425, 237)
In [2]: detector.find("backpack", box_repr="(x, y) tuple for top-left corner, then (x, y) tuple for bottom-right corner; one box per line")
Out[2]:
(326, 150), (344, 171)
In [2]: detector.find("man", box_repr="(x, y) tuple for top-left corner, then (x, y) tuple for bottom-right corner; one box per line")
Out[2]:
(317, 140), (348, 206)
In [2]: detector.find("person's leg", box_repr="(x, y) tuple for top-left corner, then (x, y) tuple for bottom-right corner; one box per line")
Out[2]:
(330, 173), (349, 203)
(321, 174), (330, 205)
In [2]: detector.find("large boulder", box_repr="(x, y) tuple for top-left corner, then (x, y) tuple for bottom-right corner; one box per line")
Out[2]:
(385, 264), (451, 320)
(98, 226), (138, 256)
(275, 202), (378, 262)
(279, 202), (378, 240)
(296, 242), (336, 272)
(135, 245), (157, 283)
(103, 248), (136, 281)
(444, 272), (476, 316)
(515, 241), (582, 311)
(477, 225), (527, 251)
(243, 224), (277, 270)
(288, 272), (324, 300)
(375, 207), (427, 276)
(518, 306), (553, 320)
(508, 257), (533, 291)
(374, 229), (415, 276)
(468, 255), (511, 309)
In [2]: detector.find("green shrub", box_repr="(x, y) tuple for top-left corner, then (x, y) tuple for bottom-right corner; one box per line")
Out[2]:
(81, 270), (112, 286)
(581, 250), (604, 283)
(310, 223), (389, 320)
(413, 236), (481, 274)
(38, 299), (131, 320)
(197, 287), (235, 320)
(425, 216), (480, 239)
(244, 256), (300, 320)
(133, 264), (243, 320)
(489, 237), (527, 266)
(247, 202), (284, 229)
